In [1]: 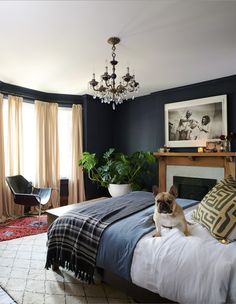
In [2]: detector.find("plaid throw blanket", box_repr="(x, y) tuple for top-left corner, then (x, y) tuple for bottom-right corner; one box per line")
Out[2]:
(45, 191), (154, 283)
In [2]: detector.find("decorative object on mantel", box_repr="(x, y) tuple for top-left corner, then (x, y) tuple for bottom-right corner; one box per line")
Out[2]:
(159, 145), (170, 153)
(197, 147), (204, 153)
(220, 132), (236, 152)
(89, 37), (139, 110)
(205, 141), (222, 152)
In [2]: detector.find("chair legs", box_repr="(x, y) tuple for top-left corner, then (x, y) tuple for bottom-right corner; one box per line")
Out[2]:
(38, 204), (42, 227)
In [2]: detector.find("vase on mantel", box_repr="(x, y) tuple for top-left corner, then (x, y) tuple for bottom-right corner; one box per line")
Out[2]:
(224, 140), (231, 152)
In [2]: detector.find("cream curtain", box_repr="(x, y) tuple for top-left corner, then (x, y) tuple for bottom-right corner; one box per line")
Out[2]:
(1, 95), (24, 217)
(0, 94), (8, 221)
(7, 96), (23, 175)
(35, 100), (60, 208)
(7, 96), (24, 216)
(68, 104), (85, 204)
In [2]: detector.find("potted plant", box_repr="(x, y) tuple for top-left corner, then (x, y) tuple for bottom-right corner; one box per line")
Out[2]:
(79, 148), (156, 197)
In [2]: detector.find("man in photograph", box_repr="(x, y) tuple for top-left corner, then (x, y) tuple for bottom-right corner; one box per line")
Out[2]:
(175, 110), (198, 140)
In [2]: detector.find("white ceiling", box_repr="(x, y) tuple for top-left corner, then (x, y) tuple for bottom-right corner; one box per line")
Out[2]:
(0, 0), (236, 98)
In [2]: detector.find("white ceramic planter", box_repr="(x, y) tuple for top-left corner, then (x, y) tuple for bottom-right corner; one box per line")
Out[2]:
(108, 184), (132, 197)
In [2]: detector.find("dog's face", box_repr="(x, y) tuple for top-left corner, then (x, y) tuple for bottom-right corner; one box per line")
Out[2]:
(155, 192), (176, 214)
(153, 185), (178, 215)
(152, 185), (190, 237)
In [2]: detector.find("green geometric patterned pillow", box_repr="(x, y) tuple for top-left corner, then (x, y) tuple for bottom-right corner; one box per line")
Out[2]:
(192, 175), (236, 243)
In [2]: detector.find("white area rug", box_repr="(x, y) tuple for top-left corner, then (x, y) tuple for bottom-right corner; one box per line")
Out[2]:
(0, 233), (134, 304)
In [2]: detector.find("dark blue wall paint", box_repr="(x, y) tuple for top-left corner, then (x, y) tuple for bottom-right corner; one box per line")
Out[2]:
(113, 75), (236, 153)
(83, 95), (115, 199)
(111, 75), (236, 194)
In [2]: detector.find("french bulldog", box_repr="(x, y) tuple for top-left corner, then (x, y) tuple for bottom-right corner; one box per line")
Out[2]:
(152, 185), (190, 237)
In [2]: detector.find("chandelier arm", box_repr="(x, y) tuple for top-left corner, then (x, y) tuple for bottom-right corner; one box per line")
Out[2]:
(104, 80), (113, 89)
(127, 87), (136, 93)
(91, 87), (103, 92)
(91, 87), (100, 92)
(116, 83), (125, 91)
(120, 81), (132, 89)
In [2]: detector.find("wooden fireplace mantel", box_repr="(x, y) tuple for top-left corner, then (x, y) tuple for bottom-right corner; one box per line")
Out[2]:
(153, 152), (236, 192)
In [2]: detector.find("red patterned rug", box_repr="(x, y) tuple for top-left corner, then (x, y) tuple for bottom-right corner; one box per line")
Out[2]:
(0, 215), (48, 241)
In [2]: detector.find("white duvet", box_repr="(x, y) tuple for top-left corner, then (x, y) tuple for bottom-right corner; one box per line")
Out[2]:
(131, 207), (236, 304)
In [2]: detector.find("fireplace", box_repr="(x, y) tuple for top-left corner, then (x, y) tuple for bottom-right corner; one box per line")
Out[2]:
(173, 176), (217, 201)
(154, 152), (236, 193)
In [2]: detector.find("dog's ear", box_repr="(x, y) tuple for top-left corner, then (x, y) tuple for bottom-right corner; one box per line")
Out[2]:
(152, 185), (159, 196)
(169, 185), (178, 198)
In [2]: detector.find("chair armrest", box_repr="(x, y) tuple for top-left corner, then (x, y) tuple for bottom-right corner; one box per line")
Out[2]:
(32, 188), (53, 205)
(33, 186), (52, 192)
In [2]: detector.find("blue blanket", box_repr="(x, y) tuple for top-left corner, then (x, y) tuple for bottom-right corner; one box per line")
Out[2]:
(96, 197), (199, 281)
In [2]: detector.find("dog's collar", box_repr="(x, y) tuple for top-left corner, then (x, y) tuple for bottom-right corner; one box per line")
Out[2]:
(161, 225), (173, 229)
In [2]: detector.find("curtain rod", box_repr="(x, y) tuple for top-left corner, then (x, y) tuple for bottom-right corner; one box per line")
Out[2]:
(0, 81), (84, 107)
(0, 90), (78, 108)
(1, 92), (33, 103)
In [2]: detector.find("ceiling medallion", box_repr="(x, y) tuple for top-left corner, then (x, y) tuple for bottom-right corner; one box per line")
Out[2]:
(89, 37), (139, 110)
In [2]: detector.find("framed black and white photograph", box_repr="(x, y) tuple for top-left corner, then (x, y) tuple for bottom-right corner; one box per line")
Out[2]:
(165, 95), (227, 147)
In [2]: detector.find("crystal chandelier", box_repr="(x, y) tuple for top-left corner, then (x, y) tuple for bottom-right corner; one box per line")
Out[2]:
(89, 37), (139, 110)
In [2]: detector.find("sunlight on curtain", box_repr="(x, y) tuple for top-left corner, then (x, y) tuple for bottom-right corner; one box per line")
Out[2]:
(7, 96), (23, 175)
(3, 98), (7, 155)
(22, 102), (36, 182)
(58, 107), (72, 178)
(3, 100), (36, 182)
(35, 100), (60, 208)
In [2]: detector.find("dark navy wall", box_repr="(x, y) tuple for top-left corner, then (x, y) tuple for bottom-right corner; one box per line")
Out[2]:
(83, 95), (114, 153)
(113, 75), (236, 153)
(83, 95), (115, 199)
(112, 75), (236, 192)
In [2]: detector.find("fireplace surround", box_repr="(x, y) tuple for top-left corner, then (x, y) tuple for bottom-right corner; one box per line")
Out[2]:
(154, 152), (236, 193)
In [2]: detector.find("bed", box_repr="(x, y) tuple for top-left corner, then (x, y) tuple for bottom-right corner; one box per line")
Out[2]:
(45, 190), (236, 304)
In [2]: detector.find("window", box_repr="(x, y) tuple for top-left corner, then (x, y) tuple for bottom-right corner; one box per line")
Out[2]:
(3, 98), (72, 182)
(58, 107), (72, 179)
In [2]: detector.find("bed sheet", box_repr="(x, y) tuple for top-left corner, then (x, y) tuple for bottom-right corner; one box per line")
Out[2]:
(131, 206), (236, 304)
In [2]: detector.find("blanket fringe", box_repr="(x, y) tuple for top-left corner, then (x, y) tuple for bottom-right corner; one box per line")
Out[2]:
(45, 258), (94, 284)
